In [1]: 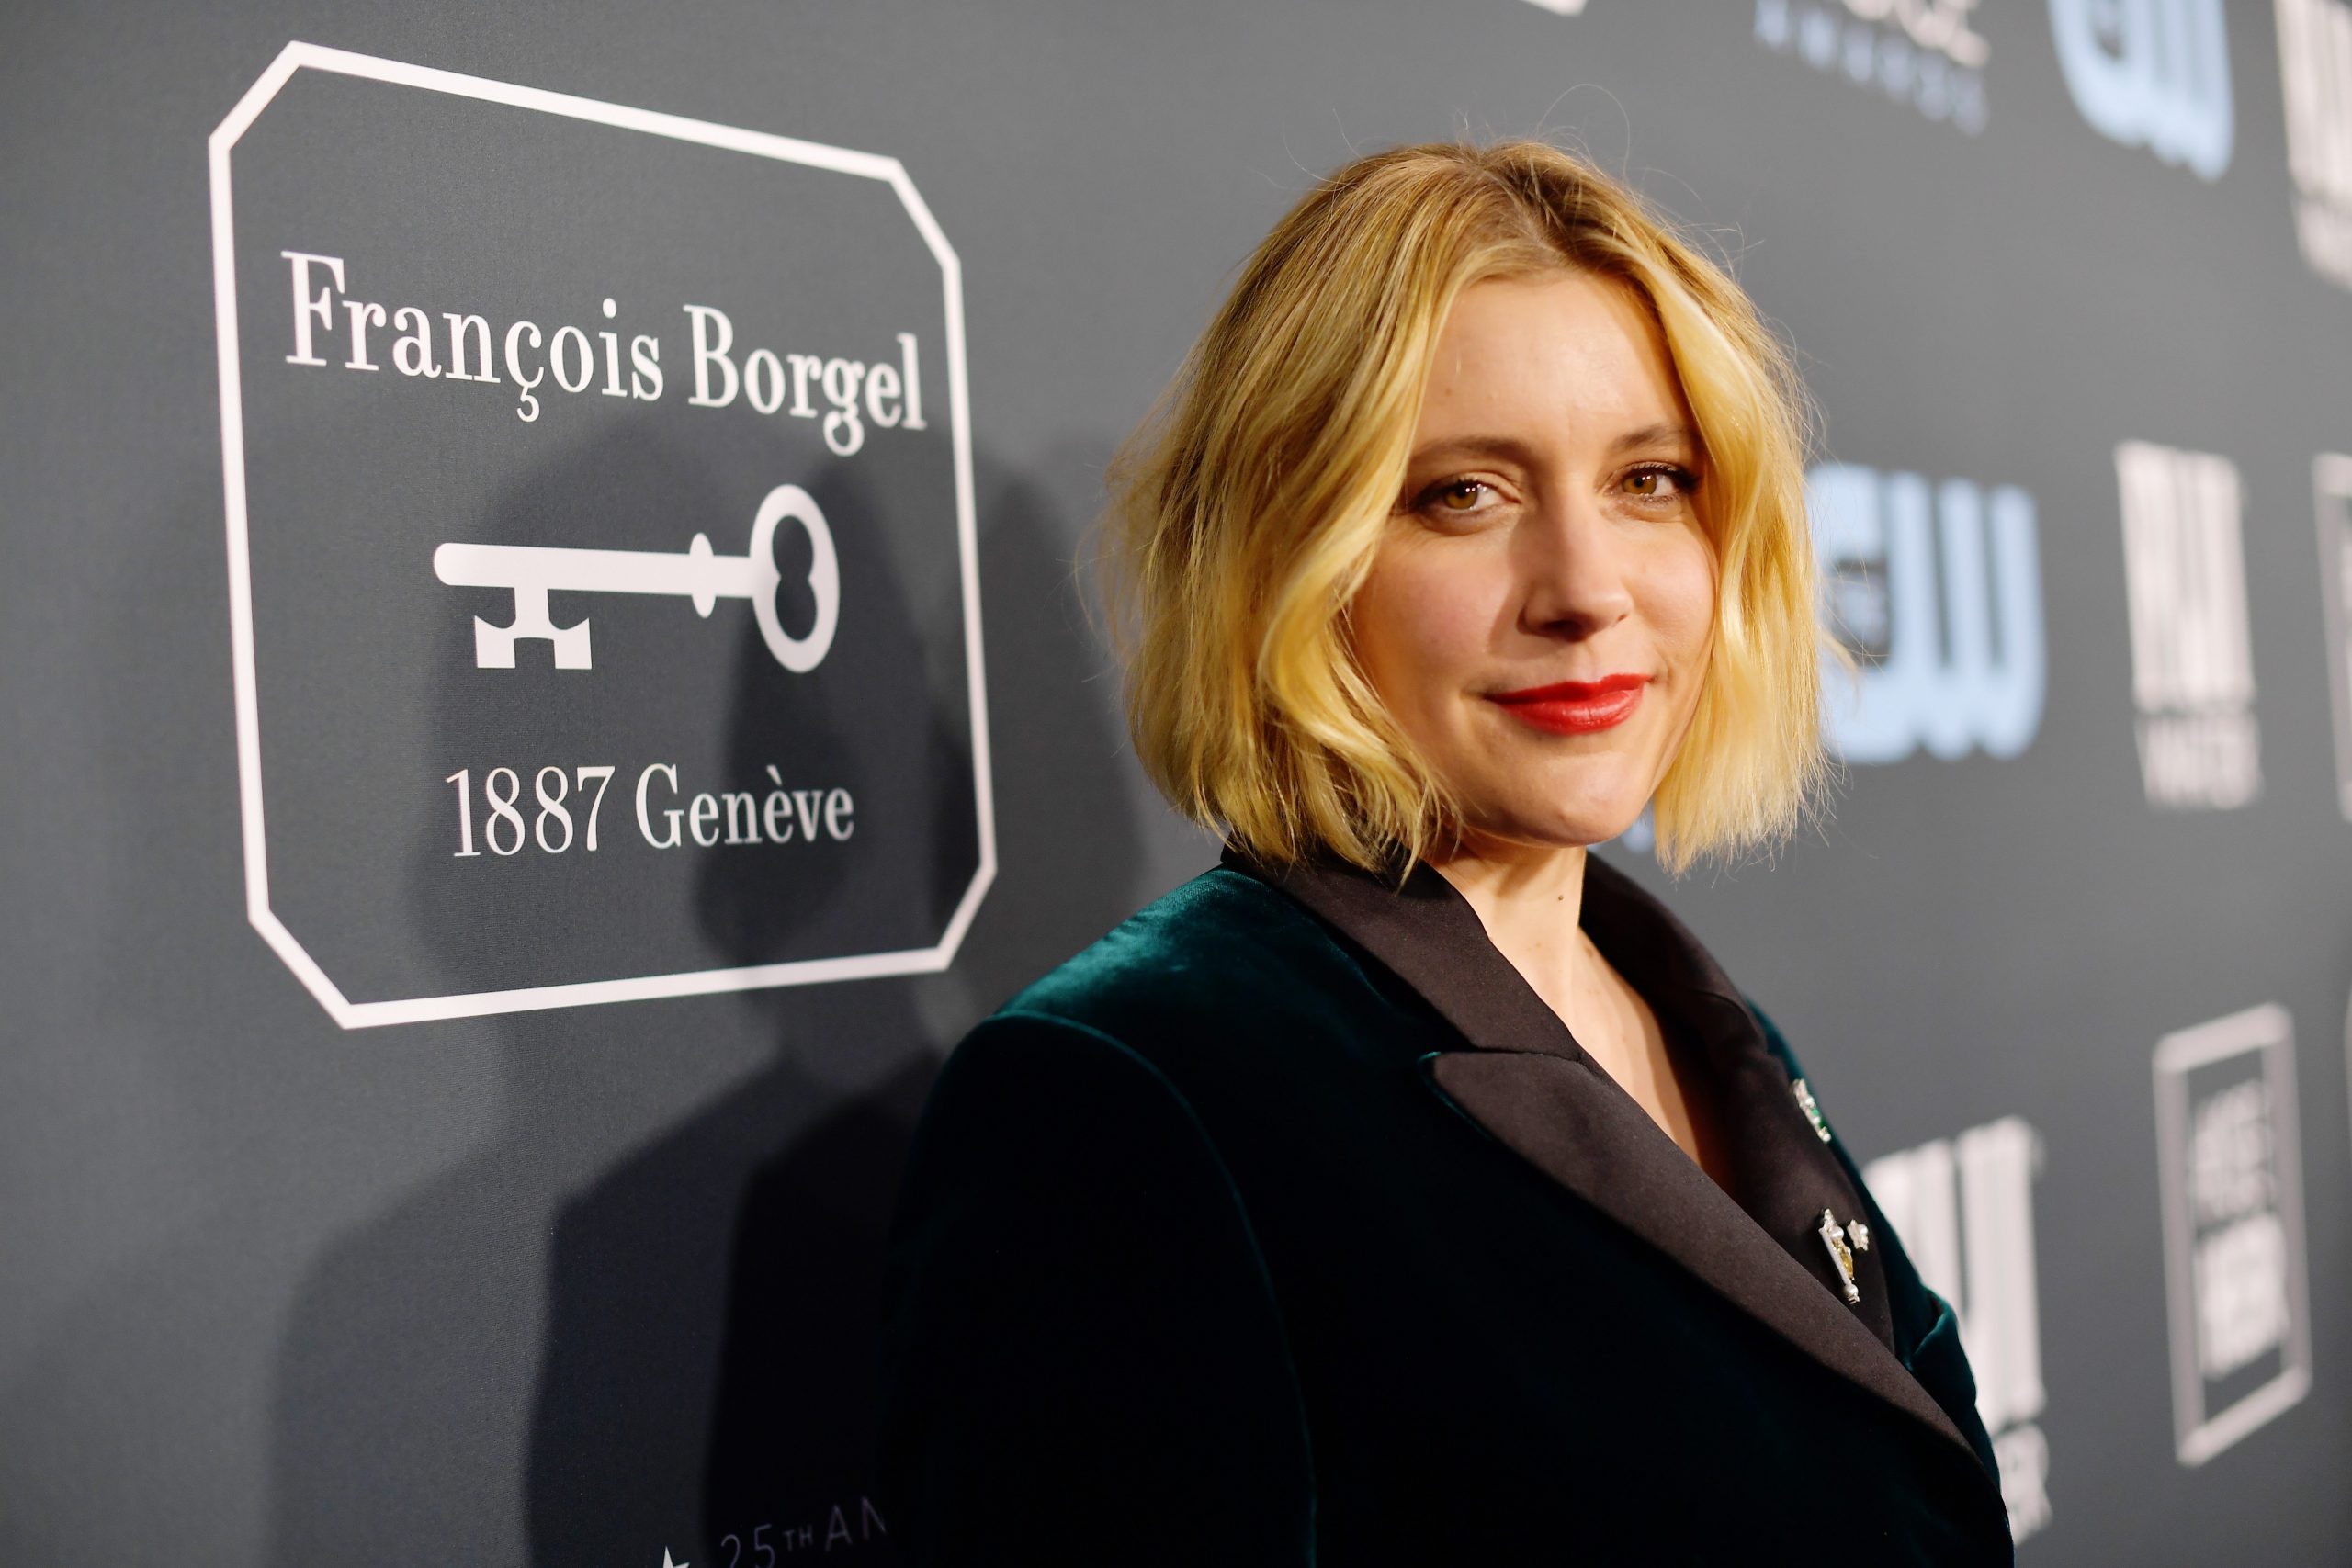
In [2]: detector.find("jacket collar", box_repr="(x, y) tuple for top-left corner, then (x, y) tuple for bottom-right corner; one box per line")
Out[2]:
(1220, 842), (1978, 1468)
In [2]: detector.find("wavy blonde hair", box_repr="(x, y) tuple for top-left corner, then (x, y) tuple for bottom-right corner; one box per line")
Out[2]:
(1101, 140), (1827, 876)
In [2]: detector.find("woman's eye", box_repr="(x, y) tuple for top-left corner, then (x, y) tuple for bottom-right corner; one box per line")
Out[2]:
(1622, 464), (1697, 501)
(1414, 478), (1497, 517)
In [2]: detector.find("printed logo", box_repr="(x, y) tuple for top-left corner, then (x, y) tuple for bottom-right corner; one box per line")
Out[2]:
(210, 45), (991, 1027)
(1864, 1118), (2051, 1542)
(2115, 442), (2260, 809)
(2277, 0), (2352, 288)
(2050, 0), (2233, 177)
(1809, 464), (2045, 764)
(2314, 456), (2352, 818)
(1755, 0), (1990, 133)
(2154, 1004), (2313, 1465)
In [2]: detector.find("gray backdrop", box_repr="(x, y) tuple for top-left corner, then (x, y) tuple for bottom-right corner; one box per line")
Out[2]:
(5, 1), (2348, 1562)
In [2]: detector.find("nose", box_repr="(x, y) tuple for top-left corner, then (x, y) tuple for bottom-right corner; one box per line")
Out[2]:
(1516, 493), (1634, 640)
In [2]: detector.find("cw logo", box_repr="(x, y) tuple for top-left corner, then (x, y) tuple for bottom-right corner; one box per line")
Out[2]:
(2051, 0), (2233, 178)
(1809, 465), (2046, 764)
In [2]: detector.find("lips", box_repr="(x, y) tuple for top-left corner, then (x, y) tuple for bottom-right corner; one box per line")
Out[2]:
(1486, 673), (1650, 735)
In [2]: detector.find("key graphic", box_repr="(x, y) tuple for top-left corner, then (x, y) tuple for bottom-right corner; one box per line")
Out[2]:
(433, 483), (838, 672)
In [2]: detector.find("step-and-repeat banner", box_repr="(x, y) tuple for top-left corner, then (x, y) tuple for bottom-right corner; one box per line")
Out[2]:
(5, 3), (2347, 1562)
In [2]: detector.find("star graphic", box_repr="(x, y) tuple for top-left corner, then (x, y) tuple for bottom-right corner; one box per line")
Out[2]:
(662, 1551), (689, 1568)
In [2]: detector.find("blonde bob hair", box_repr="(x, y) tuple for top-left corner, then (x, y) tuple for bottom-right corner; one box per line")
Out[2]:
(1102, 140), (1828, 876)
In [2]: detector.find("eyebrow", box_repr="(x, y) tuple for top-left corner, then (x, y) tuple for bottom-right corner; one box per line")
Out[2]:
(1606, 422), (1699, 458)
(1408, 423), (1699, 468)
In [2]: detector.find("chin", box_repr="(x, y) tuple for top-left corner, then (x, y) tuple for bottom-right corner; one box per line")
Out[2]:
(1537, 778), (1652, 844)
(1456, 755), (1657, 850)
(1564, 813), (1644, 848)
(1476, 798), (1647, 852)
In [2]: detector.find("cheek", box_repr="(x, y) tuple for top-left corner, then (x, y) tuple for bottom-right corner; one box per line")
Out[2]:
(1644, 529), (1720, 671)
(1356, 546), (1498, 700)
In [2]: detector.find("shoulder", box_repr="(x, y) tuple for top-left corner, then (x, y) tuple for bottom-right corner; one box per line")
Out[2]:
(993, 863), (1396, 1052)
(878, 925), (1319, 1555)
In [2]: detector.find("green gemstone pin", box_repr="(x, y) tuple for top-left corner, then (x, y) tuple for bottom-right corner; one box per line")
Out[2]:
(1792, 1077), (1832, 1143)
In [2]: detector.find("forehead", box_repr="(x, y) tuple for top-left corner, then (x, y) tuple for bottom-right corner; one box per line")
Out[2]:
(1417, 271), (1689, 439)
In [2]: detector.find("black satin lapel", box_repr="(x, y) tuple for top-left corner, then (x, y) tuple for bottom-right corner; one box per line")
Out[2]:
(1425, 1050), (1973, 1459)
(1704, 1017), (1899, 1348)
(1227, 846), (1970, 1465)
(1223, 847), (1586, 1064)
(1577, 858), (1899, 1353)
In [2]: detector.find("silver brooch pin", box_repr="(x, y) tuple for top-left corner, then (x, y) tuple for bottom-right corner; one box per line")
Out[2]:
(1792, 1077), (1832, 1143)
(1817, 1208), (1870, 1305)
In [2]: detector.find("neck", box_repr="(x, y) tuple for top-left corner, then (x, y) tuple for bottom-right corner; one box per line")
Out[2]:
(1424, 834), (1595, 1010)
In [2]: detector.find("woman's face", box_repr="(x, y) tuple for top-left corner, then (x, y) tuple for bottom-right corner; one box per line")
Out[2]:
(1351, 270), (1718, 852)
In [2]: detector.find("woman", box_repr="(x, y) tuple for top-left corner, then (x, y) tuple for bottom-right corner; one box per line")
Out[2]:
(876, 141), (2012, 1565)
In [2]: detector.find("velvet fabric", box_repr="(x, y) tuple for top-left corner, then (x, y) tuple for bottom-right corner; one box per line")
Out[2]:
(876, 852), (2014, 1564)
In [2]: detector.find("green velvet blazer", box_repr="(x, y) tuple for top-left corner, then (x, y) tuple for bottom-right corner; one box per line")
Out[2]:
(876, 849), (2013, 1565)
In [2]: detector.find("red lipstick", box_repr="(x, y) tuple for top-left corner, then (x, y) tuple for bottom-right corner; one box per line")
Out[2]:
(1487, 674), (1650, 735)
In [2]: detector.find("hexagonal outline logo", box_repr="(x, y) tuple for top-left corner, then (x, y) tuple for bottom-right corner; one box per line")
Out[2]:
(209, 41), (994, 1030)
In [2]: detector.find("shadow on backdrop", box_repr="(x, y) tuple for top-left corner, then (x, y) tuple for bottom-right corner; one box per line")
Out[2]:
(266, 433), (1146, 1566)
